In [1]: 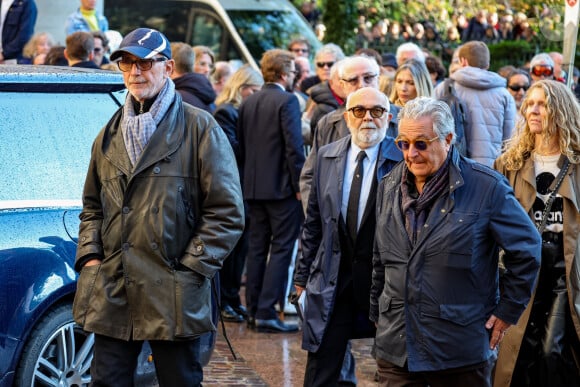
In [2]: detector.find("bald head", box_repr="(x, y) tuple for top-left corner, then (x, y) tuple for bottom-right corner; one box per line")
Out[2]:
(344, 87), (391, 149)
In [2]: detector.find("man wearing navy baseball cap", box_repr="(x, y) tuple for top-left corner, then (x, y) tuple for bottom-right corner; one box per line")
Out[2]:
(74, 27), (244, 386)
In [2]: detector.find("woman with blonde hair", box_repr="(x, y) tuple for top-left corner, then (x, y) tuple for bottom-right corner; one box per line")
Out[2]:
(193, 45), (215, 78)
(494, 80), (580, 387)
(213, 64), (263, 323)
(389, 58), (433, 107)
(21, 32), (55, 64)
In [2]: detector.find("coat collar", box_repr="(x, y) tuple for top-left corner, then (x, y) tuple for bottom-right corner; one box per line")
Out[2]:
(102, 93), (185, 177)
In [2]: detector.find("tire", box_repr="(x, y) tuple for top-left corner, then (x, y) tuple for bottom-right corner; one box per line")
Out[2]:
(14, 303), (94, 387)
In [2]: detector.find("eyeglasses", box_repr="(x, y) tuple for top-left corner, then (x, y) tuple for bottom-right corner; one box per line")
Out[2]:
(94, 47), (102, 53)
(394, 136), (440, 151)
(508, 84), (529, 92)
(530, 65), (553, 77)
(291, 48), (309, 54)
(347, 106), (387, 118)
(341, 73), (378, 86)
(316, 61), (334, 68)
(117, 57), (166, 72)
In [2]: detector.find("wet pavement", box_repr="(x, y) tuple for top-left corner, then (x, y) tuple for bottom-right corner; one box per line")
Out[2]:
(203, 315), (377, 386)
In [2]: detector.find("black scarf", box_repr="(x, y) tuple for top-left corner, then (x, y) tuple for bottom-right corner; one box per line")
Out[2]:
(401, 154), (451, 244)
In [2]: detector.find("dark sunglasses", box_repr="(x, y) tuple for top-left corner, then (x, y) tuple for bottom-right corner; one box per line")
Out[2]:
(530, 65), (553, 77)
(347, 106), (387, 118)
(508, 84), (529, 92)
(394, 136), (439, 151)
(316, 61), (334, 68)
(117, 57), (166, 72)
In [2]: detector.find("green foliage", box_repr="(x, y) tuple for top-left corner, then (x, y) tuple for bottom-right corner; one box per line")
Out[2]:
(321, 0), (358, 54)
(487, 40), (536, 72)
(319, 0), (579, 67)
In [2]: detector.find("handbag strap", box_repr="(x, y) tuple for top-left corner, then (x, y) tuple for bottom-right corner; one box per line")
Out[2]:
(537, 158), (570, 234)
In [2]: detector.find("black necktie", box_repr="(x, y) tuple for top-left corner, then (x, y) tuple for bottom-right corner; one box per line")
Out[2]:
(346, 150), (366, 242)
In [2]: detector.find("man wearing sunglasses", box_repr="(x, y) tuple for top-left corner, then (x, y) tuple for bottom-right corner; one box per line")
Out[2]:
(74, 28), (244, 386)
(295, 87), (402, 386)
(528, 52), (555, 84)
(371, 97), (541, 386)
(299, 54), (391, 385)
(300, 43), (345, 93)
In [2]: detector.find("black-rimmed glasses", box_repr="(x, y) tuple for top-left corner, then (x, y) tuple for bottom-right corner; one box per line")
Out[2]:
(394, 136), (440, 151)
(117, 57), (166, 72)
(347, 106), (387, 118)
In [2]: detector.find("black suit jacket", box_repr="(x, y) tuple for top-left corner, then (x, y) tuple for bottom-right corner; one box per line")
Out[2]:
(238, 83), (305, 200)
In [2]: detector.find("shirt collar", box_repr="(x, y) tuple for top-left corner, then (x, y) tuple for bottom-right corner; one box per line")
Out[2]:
(349, 140), (381, 164)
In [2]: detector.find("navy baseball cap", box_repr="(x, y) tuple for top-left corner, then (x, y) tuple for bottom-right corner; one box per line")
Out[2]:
(110, 28), (172, 61)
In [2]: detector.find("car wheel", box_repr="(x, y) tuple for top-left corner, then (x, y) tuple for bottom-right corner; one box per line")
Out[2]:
(14, 303), (94, 387)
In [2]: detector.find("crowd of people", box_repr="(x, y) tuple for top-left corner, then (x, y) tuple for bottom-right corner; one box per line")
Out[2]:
(2, 1), (580, 386)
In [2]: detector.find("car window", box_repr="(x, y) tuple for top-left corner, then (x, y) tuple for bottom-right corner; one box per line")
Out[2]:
(0, 91), (125, 204)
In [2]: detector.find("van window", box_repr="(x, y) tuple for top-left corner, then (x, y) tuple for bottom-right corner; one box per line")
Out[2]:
(228, 9), (318, 63)
(106, 0), (320, 67)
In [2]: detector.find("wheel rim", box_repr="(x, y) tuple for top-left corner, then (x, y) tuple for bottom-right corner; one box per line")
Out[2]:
(31, 322), (94, 387)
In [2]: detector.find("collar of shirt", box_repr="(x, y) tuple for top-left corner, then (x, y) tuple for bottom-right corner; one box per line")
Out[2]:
(266, 82), (286, 91)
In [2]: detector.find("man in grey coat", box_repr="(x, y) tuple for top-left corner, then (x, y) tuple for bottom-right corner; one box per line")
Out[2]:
(74, 28), (244, 387)
(434, 41), (515, 167)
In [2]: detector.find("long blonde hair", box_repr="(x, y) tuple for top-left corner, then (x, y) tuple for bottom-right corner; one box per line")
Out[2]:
(499, 80), (580, 170)
(389, 59), (433, 105)
(215, 65), (263, 108)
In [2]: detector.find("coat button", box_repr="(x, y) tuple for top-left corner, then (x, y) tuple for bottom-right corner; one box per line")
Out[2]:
(122, 206), (130, 214)
(153, 167), (161, 174)
(151, 242), (158, 250)
(122, 242), (130, 251)
(152, 207), (159, 214)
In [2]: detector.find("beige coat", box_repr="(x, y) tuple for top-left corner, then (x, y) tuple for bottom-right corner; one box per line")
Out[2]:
(494, 156), (580, 386)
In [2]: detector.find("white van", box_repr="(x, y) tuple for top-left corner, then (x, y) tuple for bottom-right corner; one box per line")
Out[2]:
(105, 0), (322, 69)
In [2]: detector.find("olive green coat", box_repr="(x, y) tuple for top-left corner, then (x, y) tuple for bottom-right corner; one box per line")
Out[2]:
(73, 93), (244, 341)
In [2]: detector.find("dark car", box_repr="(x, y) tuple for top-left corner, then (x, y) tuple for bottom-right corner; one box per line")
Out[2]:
(0, 65), (216, 387)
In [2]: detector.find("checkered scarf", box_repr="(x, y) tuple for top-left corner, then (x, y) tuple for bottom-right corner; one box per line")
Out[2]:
(121, 79), (175, 167)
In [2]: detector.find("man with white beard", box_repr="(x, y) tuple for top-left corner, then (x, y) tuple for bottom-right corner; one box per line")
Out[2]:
(294, 87), (402, 386)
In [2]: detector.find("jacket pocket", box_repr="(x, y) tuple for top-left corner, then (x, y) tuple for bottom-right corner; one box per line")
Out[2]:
(73, 264), (101, 326)
(439, 303), (485, 326)
(174, 269), (214, 338)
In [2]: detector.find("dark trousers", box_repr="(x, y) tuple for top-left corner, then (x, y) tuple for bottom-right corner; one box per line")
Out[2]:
(220, 203), (249, 308)
(303, 287), (359, 386)
(91, 334), (203, 387)
(376, 357), (493, 387)
(245, 196), (302, 320)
